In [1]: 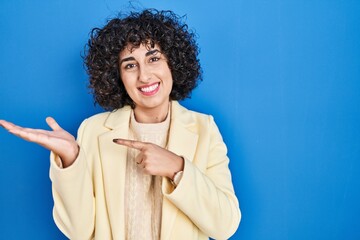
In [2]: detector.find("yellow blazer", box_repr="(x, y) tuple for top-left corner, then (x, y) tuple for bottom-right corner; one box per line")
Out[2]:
(50, 101), (241, 240)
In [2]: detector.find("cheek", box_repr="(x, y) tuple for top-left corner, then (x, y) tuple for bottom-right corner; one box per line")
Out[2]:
(120, 80), (134, 97)
(167, 72), (174, 88)
(120, 74), (133, 90)
(162, 68), (173, 83)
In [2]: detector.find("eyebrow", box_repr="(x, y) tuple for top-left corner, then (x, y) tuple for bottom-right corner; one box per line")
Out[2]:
(119, 49), (161, 65)
(145, 49), (160, 57)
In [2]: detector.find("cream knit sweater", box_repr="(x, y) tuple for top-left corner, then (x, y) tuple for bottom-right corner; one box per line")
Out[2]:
(124, 110), (170, 240)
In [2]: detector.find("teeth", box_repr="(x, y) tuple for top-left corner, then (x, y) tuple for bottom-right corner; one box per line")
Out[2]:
(141, 83), (159, 92)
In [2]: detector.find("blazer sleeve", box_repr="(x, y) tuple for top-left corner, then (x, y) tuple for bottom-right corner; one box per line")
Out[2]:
(49, 118), (95, 240)
(162, 115), (241, 240)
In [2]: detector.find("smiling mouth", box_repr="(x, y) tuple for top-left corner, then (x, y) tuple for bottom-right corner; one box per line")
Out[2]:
(138, 82), (160, 96)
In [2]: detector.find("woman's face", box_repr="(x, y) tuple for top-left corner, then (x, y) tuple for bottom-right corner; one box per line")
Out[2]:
(119, 43), (173, 114)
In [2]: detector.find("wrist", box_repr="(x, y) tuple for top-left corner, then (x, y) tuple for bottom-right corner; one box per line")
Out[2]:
(60, 144), (79, 168)
(167, 155), (184, 179)
(170, 170), (183, 187)
(168, 156), (184, 187)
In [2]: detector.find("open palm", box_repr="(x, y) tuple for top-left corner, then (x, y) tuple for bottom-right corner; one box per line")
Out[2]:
(0, 117), (78, 167)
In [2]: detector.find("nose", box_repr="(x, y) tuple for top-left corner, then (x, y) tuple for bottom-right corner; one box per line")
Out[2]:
(138, 65), (151, 83)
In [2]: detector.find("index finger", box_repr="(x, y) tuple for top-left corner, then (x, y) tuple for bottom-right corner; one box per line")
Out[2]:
(113, 138), (146, 150)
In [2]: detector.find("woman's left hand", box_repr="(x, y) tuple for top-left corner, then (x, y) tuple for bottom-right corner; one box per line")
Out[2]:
(113, 138), (184, 179)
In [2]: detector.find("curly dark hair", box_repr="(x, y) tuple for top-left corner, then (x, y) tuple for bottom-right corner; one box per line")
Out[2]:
(84, 9), (202, 110)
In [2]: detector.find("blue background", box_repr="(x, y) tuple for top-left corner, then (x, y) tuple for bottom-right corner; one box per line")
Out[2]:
(0, 0), (359, 239)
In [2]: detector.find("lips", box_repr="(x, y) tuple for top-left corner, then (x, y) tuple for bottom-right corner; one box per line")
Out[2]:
(138, 82), (160, 96)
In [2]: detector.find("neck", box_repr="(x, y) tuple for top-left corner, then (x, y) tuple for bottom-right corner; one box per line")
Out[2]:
(133, 101), (170, 123)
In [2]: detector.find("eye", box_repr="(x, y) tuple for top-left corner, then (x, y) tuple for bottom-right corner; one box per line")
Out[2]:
(149, 57), (160, 63)
(124, 63), (137, 69)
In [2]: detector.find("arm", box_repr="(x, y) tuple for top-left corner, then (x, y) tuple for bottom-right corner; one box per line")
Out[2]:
(50, 119), (95, 240)
(163, 116), (241, 239)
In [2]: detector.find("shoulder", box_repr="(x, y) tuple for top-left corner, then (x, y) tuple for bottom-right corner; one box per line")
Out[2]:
(79, 111), (110, 130)
(77, 106), (132, 134)
(172, 102), (226, 149)
(171, 101), (218, 136)
(172, 101), (214, 124)
(83, 111), (111, 124)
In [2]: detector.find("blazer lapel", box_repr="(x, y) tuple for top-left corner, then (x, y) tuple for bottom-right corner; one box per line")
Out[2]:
(161, 101), (199, 240)
(167, 101), (199, 160)
(98, 107), (131, 239)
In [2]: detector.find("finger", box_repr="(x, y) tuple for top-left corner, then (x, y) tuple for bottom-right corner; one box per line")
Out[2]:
(9, 127), (45, 142)
(9, 125), (50, 135)
(135, 153), (144, 165)
(46, 117), (63, 131)
(0, 120), (7, 128)
(1, 120), (52, 136)
(113, 138), (146, 150)
(1, 120), (49, 143)
(0, 120), (19, 131)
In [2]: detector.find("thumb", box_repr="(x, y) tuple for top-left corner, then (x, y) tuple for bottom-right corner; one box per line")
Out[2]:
(46, 117), (63, 131)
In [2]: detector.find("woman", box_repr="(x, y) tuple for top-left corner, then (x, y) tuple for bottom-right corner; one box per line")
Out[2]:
(0, 9), (240, 240)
